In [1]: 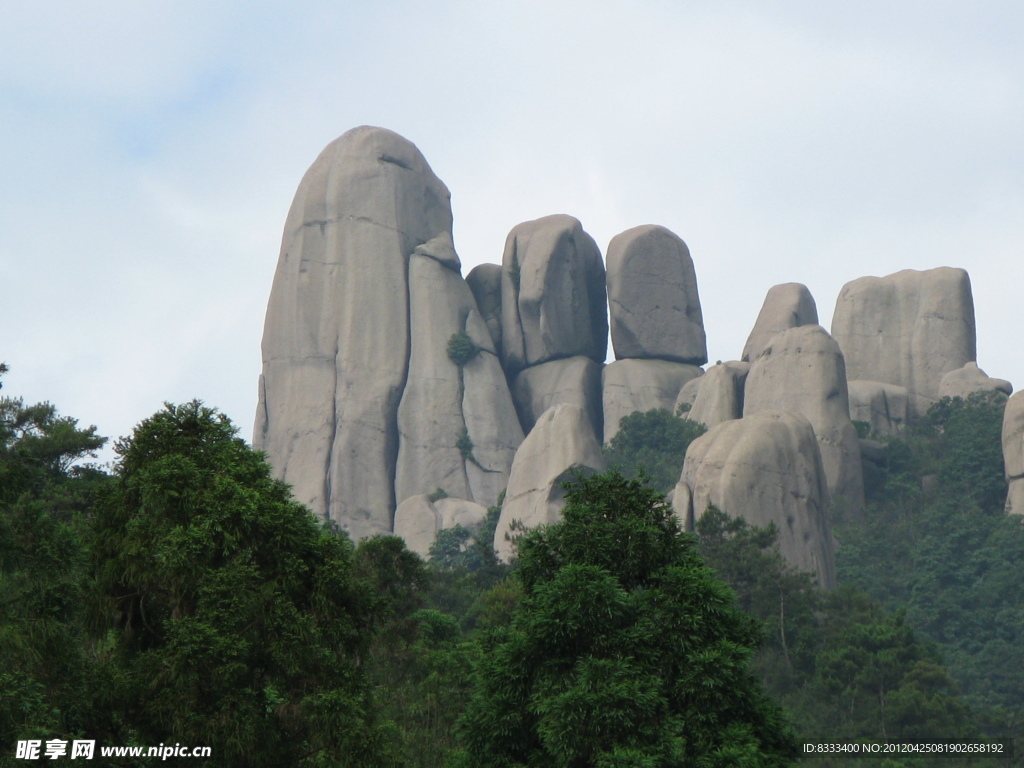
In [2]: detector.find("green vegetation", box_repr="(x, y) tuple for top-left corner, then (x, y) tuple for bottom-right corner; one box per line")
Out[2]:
(446, 330), (478, 368)
(453, 472), (797, 767)
(836, 393), (1024, 744)
(3, 371), (1020, 767)
(603, 407), (706, 494)
(90, 401), (389, 766)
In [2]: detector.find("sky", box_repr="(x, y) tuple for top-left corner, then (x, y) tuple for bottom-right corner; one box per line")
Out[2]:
(2, 1), (1022, 464)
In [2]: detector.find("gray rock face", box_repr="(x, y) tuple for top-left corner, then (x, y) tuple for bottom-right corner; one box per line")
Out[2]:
(602, 359), (703, 443)
(679, 411), (837, 588)
(500, 215), (607, 374)
(511, 356), (604, 441)
(606, 225), (707, 364)
(938, 362), (1012, 400)
(395, 254), (522, 509)
(494, 404), (606, 562)
(744, 325), (864, 518)
(831, 268), (976, 418)
(686, 361), (750, 429)
(466, 263), (503, 355)
(393, 494), (489, 558)
(1003, 392), (1024, 515)
(675, 375), (704, 414)
(742, 283), (818, 362)
(255, 126), (453, 539)
(847, 380), (909, 438)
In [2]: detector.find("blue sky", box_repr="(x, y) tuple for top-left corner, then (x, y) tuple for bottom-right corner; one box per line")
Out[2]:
(2, 1), (1022, 461)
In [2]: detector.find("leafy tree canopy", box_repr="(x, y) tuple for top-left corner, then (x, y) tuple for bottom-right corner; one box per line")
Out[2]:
(454, 471), (797, 768)
(89, 401), (389, 767)
(603, 408), (706, 495)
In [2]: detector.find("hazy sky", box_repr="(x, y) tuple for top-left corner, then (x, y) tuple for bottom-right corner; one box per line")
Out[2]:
(2, 1), (1021, 463)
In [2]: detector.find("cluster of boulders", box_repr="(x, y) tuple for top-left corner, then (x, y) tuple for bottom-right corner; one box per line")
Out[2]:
(255, 126), (1019, 586)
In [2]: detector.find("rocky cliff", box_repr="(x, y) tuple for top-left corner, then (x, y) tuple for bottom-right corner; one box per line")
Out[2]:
(256, 126), (1015, 570)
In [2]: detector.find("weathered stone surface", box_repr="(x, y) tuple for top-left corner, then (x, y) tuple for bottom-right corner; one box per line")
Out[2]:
(606, 224), (707, 364)
(461, 327), (526, 507)
(466, 263), (503, 355)
(831, 267), (976, 418)
(602, 359), (703, 443)
(255, 126), (453, 539)
(679, 411), (837, 588)
(847, 380), (909, 438)
(511, 356), (603, 441)
(393, 494), (489, 558)
(1003, 392), (1024, 515)
(685, 361), (750, 429)
(938, 362), (1012, 400)
(744, 325), (864, 517)
(494, 404), (606, 562)
(742, 283), (818, 362)
(675, 375), (704, 414)
(500, 215), (607, 373)
(395, 254), (521, 509)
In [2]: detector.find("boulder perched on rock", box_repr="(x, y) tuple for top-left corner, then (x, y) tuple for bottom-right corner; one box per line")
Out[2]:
(393, 494), (490, 558)
(742, 283), (818, 362)
(831, 268), (976, 418)
(847, 380), (909, 438)
(395, 253), (522, 509)
(500, 215), (607, 374)
(466, 263), (503, 355)
(744, 325), (864, 517)
(255, 126), (454, 539)
(602, 359), (703, 443)
(606, 224), (707, 364)
(677, 411), (836, 588)
(939, 362), (1012, 401)
(511, 356), (603, 441)
(1003, 392), (1024, 516)
(686, 361), (750, 429)
(494, 404), (606, 562)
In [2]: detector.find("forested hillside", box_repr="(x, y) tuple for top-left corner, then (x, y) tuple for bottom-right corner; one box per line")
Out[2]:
(1, 370), (1021, 766)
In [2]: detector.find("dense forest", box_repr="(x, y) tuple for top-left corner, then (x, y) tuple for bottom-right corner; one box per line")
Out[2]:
(1, 365), (1021, 766)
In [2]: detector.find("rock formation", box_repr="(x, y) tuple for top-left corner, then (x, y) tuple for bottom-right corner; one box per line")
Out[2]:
(831, 268), (976, 418)
(742, 283), (818, 362)
(743, 325), (864, 517)
(1003, 392), (1024, 516)
(685, 361), (749, 429)
(938, 362), (1012, 401)
(602, 359), (703, 443)
(255, 126), (522, 538)
(511, 356), (604, 440)
(466, 263), (503, 355)
(606, 225), (707, 364)
(500, 215), (607, 375)
(675, 375), (704, 414)
(395, 251), (523, 508)
(847, 380), (908, 438)
(676, 411), (837, 588)
(393, 494), (490, 558)
(494, 404), (606, 562)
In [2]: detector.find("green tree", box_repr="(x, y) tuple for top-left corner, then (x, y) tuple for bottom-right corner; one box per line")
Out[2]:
(0, 367), (109, 753)
(603, 408), (706, 495)
(453, 471), (797, 767)
(89, 401), (388, 767)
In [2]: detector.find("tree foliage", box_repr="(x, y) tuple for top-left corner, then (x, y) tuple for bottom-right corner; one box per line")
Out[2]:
(603, 408), (706, 495)
(0, 366), (109, 752)
(454, 471), (797, 767)
(89, 401), (389, 767)
(837, 393), (1024, 736)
